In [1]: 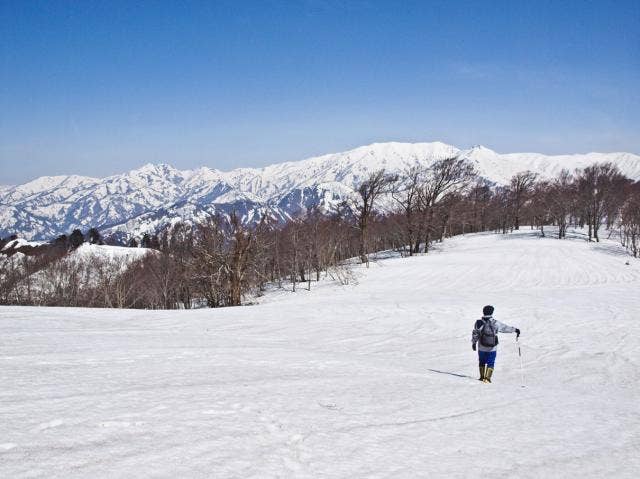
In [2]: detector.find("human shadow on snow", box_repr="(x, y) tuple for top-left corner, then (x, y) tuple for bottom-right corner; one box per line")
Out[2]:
(426, 368), (474, 380)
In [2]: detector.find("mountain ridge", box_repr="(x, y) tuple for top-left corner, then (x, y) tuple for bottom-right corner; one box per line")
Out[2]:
(2, 141), (639, 241)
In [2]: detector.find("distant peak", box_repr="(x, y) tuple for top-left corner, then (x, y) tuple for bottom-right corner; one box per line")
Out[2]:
(132, 163), (179, 174)
(470, 144), (493, 151)
(332, 140), (459, 158)
(358, 140), (454, 149)
(465, 145), (499, 157)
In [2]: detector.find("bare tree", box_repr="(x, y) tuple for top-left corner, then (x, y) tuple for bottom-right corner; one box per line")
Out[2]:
(228, 212), (264, 305)
(419, 157), (476, 252)
(391, 165), (424, 255)
(545, 170), (575, 239)
(354, 170), (393, 263)
(509, 171), (538, 230)
(193, 216), (229, 307)
(620, 183), (640, 257)
(576, 163), (626, 242)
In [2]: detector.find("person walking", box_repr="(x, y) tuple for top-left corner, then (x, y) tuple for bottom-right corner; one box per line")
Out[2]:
(472, 305), (520, 383)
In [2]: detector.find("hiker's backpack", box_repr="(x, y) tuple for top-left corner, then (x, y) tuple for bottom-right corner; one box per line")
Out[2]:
(479, 319), (499, 347)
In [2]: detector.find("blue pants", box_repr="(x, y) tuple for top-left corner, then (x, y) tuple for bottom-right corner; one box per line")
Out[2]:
(478, 350), (497, 368)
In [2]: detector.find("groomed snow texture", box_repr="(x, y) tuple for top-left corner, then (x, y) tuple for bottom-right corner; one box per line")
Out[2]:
(1, 229), (639, 478)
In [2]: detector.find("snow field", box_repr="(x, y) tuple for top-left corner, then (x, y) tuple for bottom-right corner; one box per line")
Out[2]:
(0, 228), (639, 478)
(71, 243), (151, 262)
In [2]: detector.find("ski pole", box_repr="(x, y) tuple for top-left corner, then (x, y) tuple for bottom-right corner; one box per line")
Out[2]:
(516, 336), (525, 388)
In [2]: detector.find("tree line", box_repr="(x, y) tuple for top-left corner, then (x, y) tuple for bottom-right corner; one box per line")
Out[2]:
(2, 157), (639, 308)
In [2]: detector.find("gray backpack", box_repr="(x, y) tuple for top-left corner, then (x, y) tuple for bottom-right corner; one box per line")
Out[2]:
(480, 319), (499, 347)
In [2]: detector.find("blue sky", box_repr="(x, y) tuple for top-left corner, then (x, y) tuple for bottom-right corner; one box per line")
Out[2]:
(1, 0), (639, 184)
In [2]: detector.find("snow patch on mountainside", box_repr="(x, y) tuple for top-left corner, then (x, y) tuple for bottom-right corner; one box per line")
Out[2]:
(71, 243), (151, 262)
(1, 175), (99, 204)
(1, 238), (44, 252)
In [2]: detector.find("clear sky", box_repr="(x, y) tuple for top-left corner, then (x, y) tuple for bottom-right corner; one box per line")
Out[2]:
(1, 0), (639, 185)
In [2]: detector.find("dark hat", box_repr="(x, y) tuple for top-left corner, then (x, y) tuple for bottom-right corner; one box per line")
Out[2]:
(483, 305), (494, 316)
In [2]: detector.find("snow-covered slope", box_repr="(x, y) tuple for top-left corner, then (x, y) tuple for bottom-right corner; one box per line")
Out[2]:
(464, 145), (640, 185)
(0, 238), (44, 253)
(2, 142), (639, 240)
(70, 243), (150, 262)
(0, 228), (638, 477)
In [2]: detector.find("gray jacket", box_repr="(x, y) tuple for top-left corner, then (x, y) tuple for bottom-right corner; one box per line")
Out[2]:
(472, 316), (517, 352)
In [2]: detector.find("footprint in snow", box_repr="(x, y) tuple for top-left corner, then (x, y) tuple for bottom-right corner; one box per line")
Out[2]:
(99, 421), (144, 428)
(36, 419), (63, 431)
(202, 409), (236, 416)
(146, 405), (168, 413)
(0, 443), (17, 452)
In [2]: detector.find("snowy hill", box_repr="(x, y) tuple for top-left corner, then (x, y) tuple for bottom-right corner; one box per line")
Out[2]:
(0, 228), (638, 477)
(465, 145), (640, 185)
(2, 142), (639, 240)
(1, 238), (44, 252)
(70, 243), (151, 262)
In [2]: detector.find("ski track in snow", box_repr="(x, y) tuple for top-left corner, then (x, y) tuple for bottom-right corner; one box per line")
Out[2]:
(1, 229), (639, 478)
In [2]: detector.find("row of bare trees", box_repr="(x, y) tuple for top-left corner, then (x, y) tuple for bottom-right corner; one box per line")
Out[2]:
(516, 163), (637, 248)
(620, 186), (640, 257)
(385, 157), (477, 256)
(2, 157), (639, 308)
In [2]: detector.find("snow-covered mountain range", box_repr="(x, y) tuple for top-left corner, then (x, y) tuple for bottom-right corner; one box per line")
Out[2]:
(2, 142), (639, 241)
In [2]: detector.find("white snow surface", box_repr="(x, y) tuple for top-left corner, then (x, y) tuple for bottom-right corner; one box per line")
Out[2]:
(1, 238), (44, 251)
(71, 243), (151, 262)
(1, 229), (639, 478)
